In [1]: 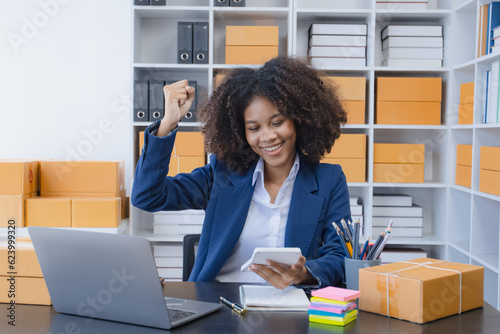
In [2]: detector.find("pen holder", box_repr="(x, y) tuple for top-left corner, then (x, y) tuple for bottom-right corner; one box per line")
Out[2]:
(344, 257), (381, 290)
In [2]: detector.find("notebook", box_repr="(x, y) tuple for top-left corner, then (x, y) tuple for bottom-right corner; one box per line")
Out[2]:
(28, 227), (222, 330)
(239, 285), (310, 311)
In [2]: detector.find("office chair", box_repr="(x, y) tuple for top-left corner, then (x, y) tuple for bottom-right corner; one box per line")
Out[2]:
(182, 234), (200, 281)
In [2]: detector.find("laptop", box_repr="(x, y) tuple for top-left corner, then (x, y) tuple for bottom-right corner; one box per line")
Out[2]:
(28, 227), (222, 330)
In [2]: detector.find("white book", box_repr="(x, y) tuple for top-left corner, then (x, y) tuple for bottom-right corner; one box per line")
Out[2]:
(310, 23), (367, 36)
(381, 25), (443, 39)
(350, 205), (363, 216)
(309, 34), (367, 47)
(157, 267), (183, 278)
(239, 285), (310, 311)
(154, 256), (183, 267)
(308, 46), (366, 58)
(383, 47), (443, 59)
(349, 197), (359, 205)
(153, 224), (203, 235)
(372, 204), (423, 217)
(382, 58), (442, 68)
(494, 25), (500, 39)
(153, 243), (183, 257)
(380, 248), (428, 263)
(310, 57), (366, 68)
(376, 2), (427, 10)
(153, 209), (205, 225)
(373, 194), (412, 207)
(373, 216), (423, 227)
(494, 39), (500, 47)
(372, 226), (423, 237)
(487, 61), (499, 124)
(382, 36), (443, 49)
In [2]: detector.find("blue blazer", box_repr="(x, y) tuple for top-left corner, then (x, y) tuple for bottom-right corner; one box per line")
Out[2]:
(132, 123), (351, 287)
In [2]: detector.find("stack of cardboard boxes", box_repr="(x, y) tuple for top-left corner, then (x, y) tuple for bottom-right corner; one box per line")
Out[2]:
(373, 143), (425, 183)
(225, 26), (279, 65)
(459, 82), (474, 125)
(376, 77), (442, 125)
(323, 76), (366, 124)
(479, 146), (500, 196)
(322, 134), (366, 183)
(0, 161), (39, 227)
(455, 144), (472, 188)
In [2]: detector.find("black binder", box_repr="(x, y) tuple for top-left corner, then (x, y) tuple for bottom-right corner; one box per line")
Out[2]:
(150, 0), (165, 5)
(134, 0), (149, 5)
(230, 0), (245, 6)
(134, 81), (149, 122)
(194, 22), (209, 64)
(148, 80), (165, 122)
(178, 22), (193, 64)
(214, 0), (229, 6)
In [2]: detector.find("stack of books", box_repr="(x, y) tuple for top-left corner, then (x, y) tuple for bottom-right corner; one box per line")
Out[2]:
(478, 2), (500, 57)
(381, 24), (443, 68)
(372, 194), (423, 237)
(308, 286), (360, 327)
(308, 23), (367, 68)
(376, 0), (428, 10)
(482, 60), (500, 124)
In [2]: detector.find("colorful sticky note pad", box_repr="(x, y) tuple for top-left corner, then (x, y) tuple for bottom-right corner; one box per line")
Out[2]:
(311, 286), (360, 302)
(309, 310), (358, 326)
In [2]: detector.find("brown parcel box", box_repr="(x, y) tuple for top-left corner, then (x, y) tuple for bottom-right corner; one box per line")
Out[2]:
(374, 143), (425, 164)
(174, 132), (204, 156)
(373, 163), (424, 183)
(479, 169), (500, 196)
(455, 164), (472, 188)
(376, 77), (442, 102)
(480, 146), (500, 171)
(456, 144), (472, 167)
(326, 134), (366, 159)
(226, 45), (278, 65)
(459, 103), (474, 125)
(71, 198), (121, 228)
(0, 160), (39, 195)
(26, 197), (72, 227)
(0, 276), (51, 305)
(225, 26), (279, 46)
(0, 193), (33, 227)
(322, 158), (366, 183)
(460, 82), (474, 104)
(0, 240), (43, 277)
(341, 100), (366, 124)
(376, 101), (441, 125)
(359, 258), (484, 324)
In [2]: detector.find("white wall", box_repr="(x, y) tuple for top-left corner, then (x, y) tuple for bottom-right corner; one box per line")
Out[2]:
(0, 0), (133, 193)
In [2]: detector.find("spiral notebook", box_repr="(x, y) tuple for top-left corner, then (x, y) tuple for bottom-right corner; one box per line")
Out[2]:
(239, 285), (310, 311)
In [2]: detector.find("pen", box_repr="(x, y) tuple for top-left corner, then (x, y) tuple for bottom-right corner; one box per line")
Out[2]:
(220, 296), (247, 315)
(353, 219), (360, 259)
(360, 236), (370, 260)
(372, 226), (392, 260)
(340, 219), (354, 245)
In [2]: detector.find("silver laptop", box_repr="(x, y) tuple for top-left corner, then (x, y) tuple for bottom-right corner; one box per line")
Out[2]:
(28, 227), (222, 330)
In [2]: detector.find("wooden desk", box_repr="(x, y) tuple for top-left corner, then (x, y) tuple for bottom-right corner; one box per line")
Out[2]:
(1, 282), (500, 333)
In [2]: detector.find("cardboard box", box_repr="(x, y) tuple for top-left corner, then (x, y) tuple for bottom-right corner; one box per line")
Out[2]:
(455, 164), (471, 188)
(458, 103), (474, 125)
(376, 101), (441, 125)
(26, 197), (72, 227)
(179, 156), (206, 174)
(168, 156), (179, 176)
(0, 160), (39, 195)
(139, 130), (145, 156)
(225, 45), (278, 65)
(71, 198), (121, 228)
(321, 158), (365, 183)
(377, 77), (442, 102)
(325, 134), (366, 159)
(225, 26), (279, 46)
(456, 144), (472, 167)
(341, 100), (365, 124)
(0, 239), (43, 277)
(373, 143), (425, 164)
(359, 258), (484, 324)
(373, 163), (424, 183)
(480, 146), (500, 171)
(460, 82), (474, 104)
(0, 276), (51, 305)
(479, 169), (500, 196)
(323, 76), (366, 101)
(174, 132), (204, 156)
(41, 160), (125, 195)
(0, 193), (32, 227)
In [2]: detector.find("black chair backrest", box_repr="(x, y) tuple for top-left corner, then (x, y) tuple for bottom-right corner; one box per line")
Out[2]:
(182, 234), (200, 281)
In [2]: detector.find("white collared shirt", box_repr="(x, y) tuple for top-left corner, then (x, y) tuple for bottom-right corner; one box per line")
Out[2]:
(216, 153), (300, 283)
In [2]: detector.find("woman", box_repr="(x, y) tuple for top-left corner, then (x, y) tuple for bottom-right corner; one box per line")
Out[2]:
(131, 57), (351, 289)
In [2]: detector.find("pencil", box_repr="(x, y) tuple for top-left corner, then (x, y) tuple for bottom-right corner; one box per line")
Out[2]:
(353, 219), (360, 260)
(340, 218), (354, 245)
(372, 226), (392, 260)
(360, 237), (370, 260)
(332, 222), (351, 258)
(366, 231), (386, 260)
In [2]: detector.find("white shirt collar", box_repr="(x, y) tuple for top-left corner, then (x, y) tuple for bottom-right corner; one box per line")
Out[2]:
(252, 152), (300, 187)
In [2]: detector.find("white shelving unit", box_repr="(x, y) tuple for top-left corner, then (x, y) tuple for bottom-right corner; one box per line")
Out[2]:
(130, 0), (500, 308)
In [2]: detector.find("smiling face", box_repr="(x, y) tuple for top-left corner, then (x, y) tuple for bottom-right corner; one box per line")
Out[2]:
(244, 96), (297, 178)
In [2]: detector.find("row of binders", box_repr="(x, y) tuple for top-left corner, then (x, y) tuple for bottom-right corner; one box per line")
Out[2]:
(381, 24), (443, 68)
(478, 2), (500, 57)
(214, 0), (245, 6)
(178, 22), (209, 64)
(134, 80), (198, 122)
(483, 59), (500, 124)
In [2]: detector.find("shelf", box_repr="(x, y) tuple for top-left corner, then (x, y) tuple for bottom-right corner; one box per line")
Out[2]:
(471, 254), (499, 273)
(373, 124), (448, 130)
(137, 231), (184, 242)
(372, 66), (450, 72)
(135, 6), (209, 19)
(361, 234), (446, 246)
(214, 7), (290, 20)
(372, 182), (446, 188)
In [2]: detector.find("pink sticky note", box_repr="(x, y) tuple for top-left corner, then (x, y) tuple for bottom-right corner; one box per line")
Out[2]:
(311, 286), (360, 302)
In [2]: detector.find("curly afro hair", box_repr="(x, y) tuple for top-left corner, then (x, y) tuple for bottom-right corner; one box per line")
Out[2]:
(198, 57), (347, 174)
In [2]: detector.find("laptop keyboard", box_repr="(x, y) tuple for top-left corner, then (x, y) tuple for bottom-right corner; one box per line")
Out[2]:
(167, 308), (197, 322)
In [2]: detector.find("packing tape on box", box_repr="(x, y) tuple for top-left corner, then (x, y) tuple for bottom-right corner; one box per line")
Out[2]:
(381, 260), (462, 317)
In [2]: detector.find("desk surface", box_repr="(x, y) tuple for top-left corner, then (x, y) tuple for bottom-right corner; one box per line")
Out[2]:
(1, 282), (500, 334)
